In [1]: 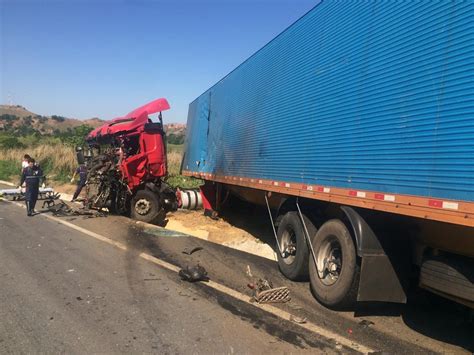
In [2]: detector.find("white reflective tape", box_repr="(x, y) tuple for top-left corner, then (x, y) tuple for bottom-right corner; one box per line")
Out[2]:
(258, 180), (263, 184)
(384, 195), (395, 202)
(307, 186), (313, 191)
(273, 182), (279, 186)
(356, 191), (366, 198)
(323, 187), (330, 193)
(285, 183), (291, 188)
(442, 201), (459, 210)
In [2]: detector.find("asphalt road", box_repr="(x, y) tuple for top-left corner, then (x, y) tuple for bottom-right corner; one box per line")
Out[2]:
(0, 190), (473, 353)
(0, 200), (349, 353)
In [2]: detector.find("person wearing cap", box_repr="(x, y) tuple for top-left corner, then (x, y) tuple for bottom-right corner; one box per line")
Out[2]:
(19, 158), (44, 216)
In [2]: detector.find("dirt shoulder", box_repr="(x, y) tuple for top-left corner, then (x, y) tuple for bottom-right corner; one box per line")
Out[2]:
(47, 183), (277, 260)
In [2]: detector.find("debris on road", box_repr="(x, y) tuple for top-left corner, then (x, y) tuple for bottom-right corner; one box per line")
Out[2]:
(245, 271), (291, 304)
(246, 265), (253, 278)
(256, 278), (273, 292)
(254, 286), (290, 304)
(0, 187), (60, 202)
(46, 200), (107, 218)
(178, 265), (210, 282)
(182, 246), (203, 255)
(358, 319), (375, 328)
(289, 315), (307, 324)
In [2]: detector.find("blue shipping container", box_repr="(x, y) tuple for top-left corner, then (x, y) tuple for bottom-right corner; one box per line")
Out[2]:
(183, 1), (474, 203)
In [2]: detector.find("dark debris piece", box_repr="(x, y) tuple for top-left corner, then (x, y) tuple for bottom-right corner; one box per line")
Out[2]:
(256, 278), (273, 292)
(46, 200), (106, 218)
(179, 265), (209, 282)
(182, 246), (204, 255)
(358, 319), (375, 328)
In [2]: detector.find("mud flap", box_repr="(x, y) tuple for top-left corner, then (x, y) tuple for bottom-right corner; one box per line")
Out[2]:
(341, 206), (407, 303)
(358, 255), (407, 303)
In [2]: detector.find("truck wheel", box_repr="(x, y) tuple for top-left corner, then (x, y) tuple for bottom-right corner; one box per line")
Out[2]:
(130, 190), (160, 223)
(276, 211), (315, 281)
(309, 219), (359, 309)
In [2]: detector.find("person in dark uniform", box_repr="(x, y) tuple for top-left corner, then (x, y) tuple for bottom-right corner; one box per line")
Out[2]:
(19, 158), (44, 216)
(70, 163), (87, 202)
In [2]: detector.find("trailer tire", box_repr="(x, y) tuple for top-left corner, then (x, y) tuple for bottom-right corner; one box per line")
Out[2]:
(130, 190), (160, 223)
(276, 211), (315, 281)
(309, 219), (359, 309)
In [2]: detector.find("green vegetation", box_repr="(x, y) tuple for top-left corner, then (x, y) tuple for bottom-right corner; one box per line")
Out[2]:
(165, 147), (201, 189)
(166, 175), (202, 189)
(0, 160), (21, 182)
(166, 133), (185, 145)
(0, 135), (26, 149)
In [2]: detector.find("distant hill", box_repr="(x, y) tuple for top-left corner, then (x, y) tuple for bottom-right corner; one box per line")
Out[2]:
(0, 105), (186, 139)
(0, 105), (104, 135)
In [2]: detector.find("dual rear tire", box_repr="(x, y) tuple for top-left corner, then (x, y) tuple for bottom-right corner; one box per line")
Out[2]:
(276, 213), (359, 309)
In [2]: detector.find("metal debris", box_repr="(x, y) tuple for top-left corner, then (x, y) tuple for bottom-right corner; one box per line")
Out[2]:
(256, 278), (273, 292)
(358, 319), (375, 328)
(246, 265), (253, 278)
(255, 286), (290, 304)
(46, 200), (107, 218)
(182, 246), (203, 255)
(178, 265), (209, 282)
(289, 315), (307, 324)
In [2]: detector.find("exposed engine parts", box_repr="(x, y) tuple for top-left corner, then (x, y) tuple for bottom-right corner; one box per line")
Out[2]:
(82, 147), (178, 224)
(78, 98), (181, 224)
(84, 150), (131, 215)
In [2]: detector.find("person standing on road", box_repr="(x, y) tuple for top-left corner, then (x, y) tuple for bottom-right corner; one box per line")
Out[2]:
(19, 158), (44, 216)
(21, 154), (31, 173)
(70, 163), (87, 202)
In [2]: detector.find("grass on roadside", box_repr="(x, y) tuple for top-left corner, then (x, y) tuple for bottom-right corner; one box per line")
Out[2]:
(166, 148), (202, 189)
(0, 160), (21, 182)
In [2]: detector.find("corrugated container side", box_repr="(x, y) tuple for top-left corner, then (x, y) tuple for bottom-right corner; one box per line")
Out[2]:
(183, 1), (474, 202)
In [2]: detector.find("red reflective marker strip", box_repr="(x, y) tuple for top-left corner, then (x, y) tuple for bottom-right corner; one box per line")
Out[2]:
(429, 200), (443, 208)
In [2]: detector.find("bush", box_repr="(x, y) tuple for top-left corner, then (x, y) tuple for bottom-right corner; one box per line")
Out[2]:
(0, 135), (25, 149)
(167, 133), (185, 145)
(0, 114), (18, 122)
(51, 115), (66, 122)
(0, 160), (20, 181)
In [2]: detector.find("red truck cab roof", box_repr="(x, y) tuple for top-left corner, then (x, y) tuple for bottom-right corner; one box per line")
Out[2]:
(87, 98), (170, 144)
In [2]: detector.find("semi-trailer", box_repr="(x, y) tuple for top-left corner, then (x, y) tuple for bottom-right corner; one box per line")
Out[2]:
(182, 1), (474, 308)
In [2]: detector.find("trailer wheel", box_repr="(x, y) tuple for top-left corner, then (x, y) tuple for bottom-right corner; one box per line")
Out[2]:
(130, 190), (160, 223)
(276, 211), (315, 281)
(309, 219), (359, 309)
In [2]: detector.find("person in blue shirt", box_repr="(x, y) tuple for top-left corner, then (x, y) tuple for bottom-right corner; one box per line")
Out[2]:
(70, 163), (88, 202)
(19, 158), (44, 216)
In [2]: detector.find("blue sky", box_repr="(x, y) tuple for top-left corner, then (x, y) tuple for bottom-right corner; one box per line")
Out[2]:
(1, 0), (317, 123)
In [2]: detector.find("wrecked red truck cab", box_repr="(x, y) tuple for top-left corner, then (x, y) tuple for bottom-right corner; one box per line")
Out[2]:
(83, 98), (178, 223)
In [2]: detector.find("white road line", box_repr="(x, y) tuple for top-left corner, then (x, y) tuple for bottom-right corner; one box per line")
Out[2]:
(5, 199), (374, 354)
